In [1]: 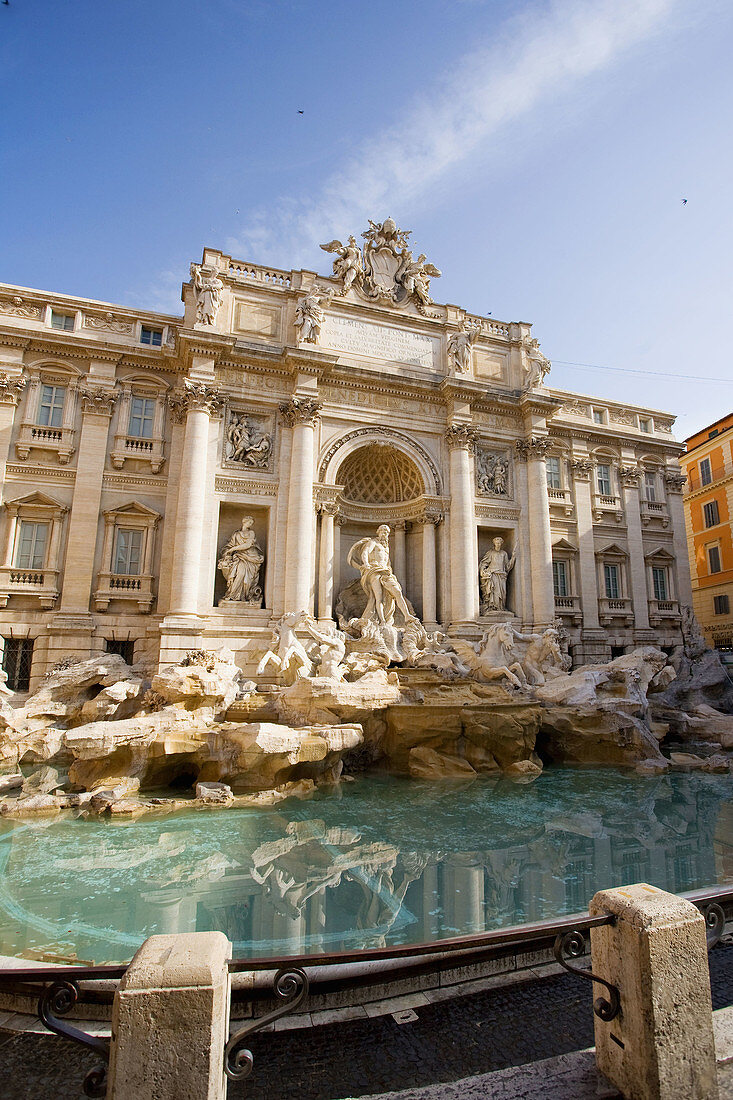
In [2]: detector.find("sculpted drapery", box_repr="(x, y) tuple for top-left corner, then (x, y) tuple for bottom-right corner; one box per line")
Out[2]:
(218, 517), (264, 604)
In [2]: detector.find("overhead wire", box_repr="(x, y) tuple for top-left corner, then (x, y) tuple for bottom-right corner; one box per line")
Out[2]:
(551, 360), (732, 384)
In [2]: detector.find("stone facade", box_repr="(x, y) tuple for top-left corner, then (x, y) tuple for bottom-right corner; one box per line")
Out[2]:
(0, 222), (691, 690)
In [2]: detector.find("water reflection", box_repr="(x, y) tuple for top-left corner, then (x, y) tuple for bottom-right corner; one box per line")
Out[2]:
(1, 768), (732, 964)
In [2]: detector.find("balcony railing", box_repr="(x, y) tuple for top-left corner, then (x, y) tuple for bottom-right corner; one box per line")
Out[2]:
(554, 594), (582, 622)
(15, 422), (76, 464)
(686, 466), (729, 493)
(94, 571), (154, 612)
(592, 494), (624, 524)
(111, 435), (165, 474)
(547, 488), (574, 515)
(0, 565), (60, 609)
(598, 596), (633, 625)
(640, 499), (669, 527)
(648, 598), (681, 623)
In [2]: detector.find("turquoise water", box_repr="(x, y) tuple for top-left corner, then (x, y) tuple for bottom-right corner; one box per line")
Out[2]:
(1, 767), (733, 965)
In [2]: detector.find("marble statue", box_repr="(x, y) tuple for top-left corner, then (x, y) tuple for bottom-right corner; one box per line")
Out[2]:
(320, 236), (364, 294)
(402, 620), (470, 677)
(294, 285), (334, 343)
(346, 524), (418, 662)
(524, 338), (551, 388)
(395, 250), (441, 309)
(479, 538), (516, 613)
(300, 615), (347, 681)
(450, 624), (528, 689)
(256, 613), (313, 681)
(191, 264), (224, 326)
(225, 412), (272, 468)
(447, 322), (481, 373)
(476, 451), (509, 496)
(217, 517), (264, 605)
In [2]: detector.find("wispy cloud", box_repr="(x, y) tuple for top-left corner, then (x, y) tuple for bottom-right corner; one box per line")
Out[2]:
(228, 0), (689, 266)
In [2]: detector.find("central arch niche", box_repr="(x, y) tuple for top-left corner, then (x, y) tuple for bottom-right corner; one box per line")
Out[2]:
(338, 444), (424, 505)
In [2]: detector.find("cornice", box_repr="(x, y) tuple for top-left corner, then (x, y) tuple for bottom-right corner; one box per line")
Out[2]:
(0, 331), (31, 351)
(549, 427), (685, 455)
(279, 346), (339, 378)
(518, 391), (564, 418)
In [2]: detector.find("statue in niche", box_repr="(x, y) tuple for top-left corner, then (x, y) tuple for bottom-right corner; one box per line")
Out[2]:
(217, 517), (264, 605)
(447, 322), (481, 373)
(191, 264), (224, 326)
(320, 236), (364, 294)
(226, 412), (272, 468)
(294, 285), (334, 344)
(479, 537), (516, 613)
(345, 524), (419, 662)
(476, 451), (509, 496)
(524, 338), (551, 388)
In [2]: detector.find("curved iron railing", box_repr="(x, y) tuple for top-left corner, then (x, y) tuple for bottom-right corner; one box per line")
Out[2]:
(0, 883), (731, 1095)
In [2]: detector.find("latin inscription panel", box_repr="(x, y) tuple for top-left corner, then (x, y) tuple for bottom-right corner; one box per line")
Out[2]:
(320, 314), (440, 370)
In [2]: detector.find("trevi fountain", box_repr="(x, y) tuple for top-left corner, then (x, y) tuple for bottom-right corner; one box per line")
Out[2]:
(0, 524), (732, 965)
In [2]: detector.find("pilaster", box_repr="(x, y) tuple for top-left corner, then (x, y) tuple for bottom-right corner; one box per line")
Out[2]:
(516, 436), (555, 627)
(281, 397), (321, 614)
(665, 469), (693, 607)
(619, 464), (652, 634)
(446, 423), (479, 625)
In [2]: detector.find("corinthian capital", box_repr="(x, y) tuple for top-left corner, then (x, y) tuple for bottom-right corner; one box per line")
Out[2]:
(80, 386), (118, 416)
(0, 374), (26, 406)
(515, 436), (552, 461)
(445, 423), (479, 451)
(663, 469), (687, 492)
(618, 465), (640, 486)
(169, 381), (224, 421)
(280, 397), (322, 427)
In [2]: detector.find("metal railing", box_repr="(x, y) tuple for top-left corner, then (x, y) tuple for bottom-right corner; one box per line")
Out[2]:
(1, 884), (732, 1096)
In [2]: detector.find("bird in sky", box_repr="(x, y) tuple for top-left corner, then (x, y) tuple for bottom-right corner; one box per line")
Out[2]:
(298, 110), (304, 115)
(681, 198), (688, 204)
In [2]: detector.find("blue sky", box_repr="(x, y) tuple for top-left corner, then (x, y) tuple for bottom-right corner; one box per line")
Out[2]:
(1, 0), (732, 437)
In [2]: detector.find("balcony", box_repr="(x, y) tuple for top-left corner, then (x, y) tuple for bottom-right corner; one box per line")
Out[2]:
(94, 571), (155, 612)
(111, 434), (165, 474)
(640, 499), (669, 527)
(547, 488), (574, 516)
(648, 598), (681, 626)
(0, 566), (60, 609)
(15, 422), (76, 464)
(554, 594), (582, 623)
(592, 494), (624, 524)
(598, 596), (634, 626)
(686, 465), (728, 493)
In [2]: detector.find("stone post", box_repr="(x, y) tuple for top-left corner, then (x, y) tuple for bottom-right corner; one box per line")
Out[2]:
(168, 383), (222, 617)
(516, 437), (555, 627)
(58, 386), (117, 612)
(589, 884), (718, 1100)
(281, 397), (321, 613)
(420, 513), (439, 628)
(446, 424), (478, 625)
(108, 931), (232, 1100)
(665, 471), (694, 607)
(317, 504), (336, 622)
(620, 465), (652, 633)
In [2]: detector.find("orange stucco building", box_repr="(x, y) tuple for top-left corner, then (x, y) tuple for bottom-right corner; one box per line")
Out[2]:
(683, 414), (733, 654)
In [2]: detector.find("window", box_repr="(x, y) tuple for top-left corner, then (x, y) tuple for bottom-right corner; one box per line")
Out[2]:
(709, 429), (719, 439)
(15, 522), (48, 569)
(593, 409), (605, 425)
(714, 595), (730, 616)
(604, 563), (620, 599)
(652, 567), (668, 602)
(128, 396), (156, 439)
(114, 528), (143, 575)
(700, 457), (712, 486)
(37, 384), (65, 428)
(644, 471), (657, 502)
(639, 418), (651, 433)
(703, 500), (720, 528)
(546, 456), (561, 490)
(140, 326), (163, 347)
(2, 638), (34, 692)
(552, 560), (568, 597)
(597, 463), (612, 496)
(105, 639), (135, 664)
(51, 310), (74, 331)
(708, 545), (722, 574)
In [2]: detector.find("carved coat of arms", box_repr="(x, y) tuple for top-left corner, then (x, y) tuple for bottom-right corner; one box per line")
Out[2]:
(321, 217), (441, 314)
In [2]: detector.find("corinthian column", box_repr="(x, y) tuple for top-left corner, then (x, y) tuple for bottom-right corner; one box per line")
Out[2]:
(168, 382), (223, 616)
(516, 437), (555, 627)
(317, 504), (337, 621)
(281, 397), (321, 613)
(0, 376), (24, 494)
(420, 512), (440, 628)
(620, 465), (651, 632)
(446, 424), (479, 625)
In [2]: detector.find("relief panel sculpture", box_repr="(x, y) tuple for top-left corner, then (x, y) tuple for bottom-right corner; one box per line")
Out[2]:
(476, 449), (511, 497)
(225, 410), (273, 469)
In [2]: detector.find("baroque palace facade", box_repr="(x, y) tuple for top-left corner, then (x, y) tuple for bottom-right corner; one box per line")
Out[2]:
(0, 219), (691, 691)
